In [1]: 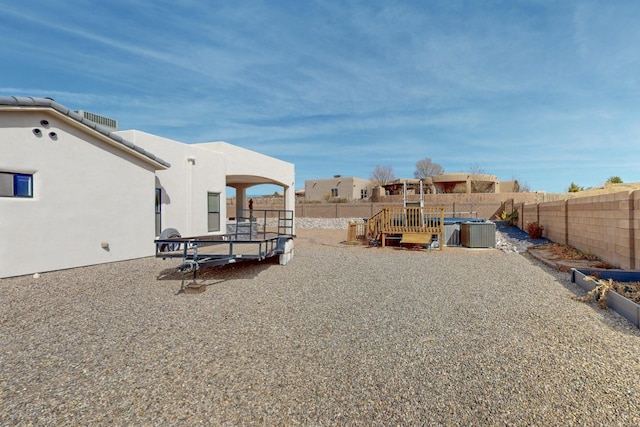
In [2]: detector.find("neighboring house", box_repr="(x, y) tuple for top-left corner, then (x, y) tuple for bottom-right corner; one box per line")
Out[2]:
(377, 174), (505, 196)
(304, 176), (371, 201)
(304, 173), (507, 202)
(430, 173), (500, 193)
(380, 178), (426, 196)
(1, 96), (295, 278)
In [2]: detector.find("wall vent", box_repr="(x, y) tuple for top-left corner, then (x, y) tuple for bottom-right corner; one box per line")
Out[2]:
(75, 110), (118, 131)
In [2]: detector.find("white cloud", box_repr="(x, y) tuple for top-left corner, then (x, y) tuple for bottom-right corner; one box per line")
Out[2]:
(3, 0), (640, 194)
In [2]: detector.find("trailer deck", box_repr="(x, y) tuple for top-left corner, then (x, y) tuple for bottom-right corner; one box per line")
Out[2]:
(155, 210), (295, 291)
(156, 232), (293, 269)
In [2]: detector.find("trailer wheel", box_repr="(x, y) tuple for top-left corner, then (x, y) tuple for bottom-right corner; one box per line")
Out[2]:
(158, 228), (182, 252)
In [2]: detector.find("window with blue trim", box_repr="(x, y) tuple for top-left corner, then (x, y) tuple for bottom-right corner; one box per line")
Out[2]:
(0, 172), (33, 198)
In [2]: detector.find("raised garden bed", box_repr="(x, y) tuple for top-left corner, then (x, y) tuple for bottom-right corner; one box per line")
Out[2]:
(528, 243), (613, 272)
(571, 268), (640, 328)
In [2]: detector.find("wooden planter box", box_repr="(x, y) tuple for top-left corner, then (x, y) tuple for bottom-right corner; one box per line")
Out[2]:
(571, 268), (640, 328)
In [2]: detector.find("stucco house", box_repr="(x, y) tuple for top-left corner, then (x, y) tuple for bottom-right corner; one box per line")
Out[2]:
(304, 175), (371, 202)
(1, 96), (295, 278)
(116, 131), (296, 238)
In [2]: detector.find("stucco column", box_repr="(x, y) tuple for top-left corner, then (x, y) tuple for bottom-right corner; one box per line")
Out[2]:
(284, 183), (296, 235)
(466, 176), (472, 194)
(235, 185), (248, 220)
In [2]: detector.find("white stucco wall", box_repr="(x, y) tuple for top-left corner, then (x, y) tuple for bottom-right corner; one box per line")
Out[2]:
(196, 142), (296, 232)
(197, 142), (294, 188)
(0, 110), (159, 278)
(117, 131), (228, 237)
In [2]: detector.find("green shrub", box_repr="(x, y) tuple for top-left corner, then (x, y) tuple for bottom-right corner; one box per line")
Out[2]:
(495, 209), (518, 225)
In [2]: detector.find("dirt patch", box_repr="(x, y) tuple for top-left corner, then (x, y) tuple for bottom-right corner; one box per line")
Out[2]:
(614, 281), (640, 304)
(540, 243), (600, 261)
(294, 229), (349, 249)
(527, 243), (614, 272)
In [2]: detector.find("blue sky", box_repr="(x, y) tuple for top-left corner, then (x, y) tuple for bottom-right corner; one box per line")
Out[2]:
(2, 1), (640, 194)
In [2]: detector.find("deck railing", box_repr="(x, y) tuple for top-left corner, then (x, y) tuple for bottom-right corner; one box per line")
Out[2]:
(346, 221), (368, 243)
(369, 206), (444, 236)
(345, 206), (445, 246)
(236, 209), (295, 238)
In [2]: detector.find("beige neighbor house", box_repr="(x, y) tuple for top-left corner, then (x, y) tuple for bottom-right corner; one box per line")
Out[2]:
(371, 175), (516, 199)
(307, 173), (516, 202)
(304, 175), (371, 201)
(0, 96), (295, 278)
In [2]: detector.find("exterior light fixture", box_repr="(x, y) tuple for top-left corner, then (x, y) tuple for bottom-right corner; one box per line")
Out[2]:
(40, 119), (50, 127)
(32, 128), (42, 136)
(49, 132), (58, 140)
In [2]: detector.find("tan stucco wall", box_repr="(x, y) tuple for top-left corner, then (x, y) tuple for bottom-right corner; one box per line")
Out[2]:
(305, 177), (371, 201)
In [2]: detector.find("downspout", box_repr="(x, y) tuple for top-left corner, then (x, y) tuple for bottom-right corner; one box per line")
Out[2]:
(186, 156), (195, 235)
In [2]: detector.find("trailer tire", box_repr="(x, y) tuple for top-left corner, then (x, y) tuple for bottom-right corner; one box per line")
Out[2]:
(158, 228), (182, 252)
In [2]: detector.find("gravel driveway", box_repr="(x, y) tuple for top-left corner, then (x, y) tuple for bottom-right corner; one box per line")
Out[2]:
(2, 228), (640, 426)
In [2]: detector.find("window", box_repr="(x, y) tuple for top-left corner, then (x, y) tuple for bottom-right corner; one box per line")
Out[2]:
(207, 192), (220, 232)
(0, 172), (33, 198)
(360, 189), (368, 199)
(155, 188), (162, 236)
(331, 188), (338, 197)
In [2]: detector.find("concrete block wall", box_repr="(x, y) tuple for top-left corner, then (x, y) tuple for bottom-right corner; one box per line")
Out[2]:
(521, 204), (539, 233)
(635, 191), (640, 267)
(515, 190), (639, 270)
(294, 201), (506, 220)
(238, 200), (509, 220)
(233, 193), (539, 221)
(539, 200), (567, 244)
(565, 192), (635, 269)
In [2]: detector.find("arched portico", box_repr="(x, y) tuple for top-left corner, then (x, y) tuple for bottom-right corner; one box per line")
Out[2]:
(226, 175), (296, 234)
(194, 141), (296, 234)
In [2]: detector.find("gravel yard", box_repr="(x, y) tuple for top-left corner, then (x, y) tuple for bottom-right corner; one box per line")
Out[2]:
(2, 227), (640, 425)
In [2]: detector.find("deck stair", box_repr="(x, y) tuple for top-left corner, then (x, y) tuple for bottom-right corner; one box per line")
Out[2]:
(362, 206), (445, 249)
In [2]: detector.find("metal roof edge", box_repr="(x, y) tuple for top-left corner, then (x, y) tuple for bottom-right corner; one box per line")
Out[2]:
(0, 96), (171, 169)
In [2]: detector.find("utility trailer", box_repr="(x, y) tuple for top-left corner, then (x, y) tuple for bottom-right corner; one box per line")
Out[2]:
(156, 209), (294, 291)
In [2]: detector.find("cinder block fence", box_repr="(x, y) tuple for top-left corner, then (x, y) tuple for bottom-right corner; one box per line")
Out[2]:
(515, 190), (640, 270)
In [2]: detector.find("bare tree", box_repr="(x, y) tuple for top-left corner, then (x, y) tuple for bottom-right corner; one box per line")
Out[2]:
(469, 162), (493, 193)
(414, 157), (444, 179)
(509, 175), (531, 193)
(370, 165), (396, 186)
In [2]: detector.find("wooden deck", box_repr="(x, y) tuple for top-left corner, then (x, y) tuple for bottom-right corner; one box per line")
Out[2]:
(347, 206), (445, 249)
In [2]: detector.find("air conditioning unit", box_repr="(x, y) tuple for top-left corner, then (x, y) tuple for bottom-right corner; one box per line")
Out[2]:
(461, 222), (496, 248)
